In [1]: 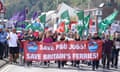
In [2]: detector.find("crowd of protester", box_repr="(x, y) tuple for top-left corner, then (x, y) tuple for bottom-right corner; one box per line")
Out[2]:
(0, 24), (120, 71)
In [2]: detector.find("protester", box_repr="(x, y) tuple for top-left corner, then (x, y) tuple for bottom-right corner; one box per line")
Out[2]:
(74, 33), (81, 67)
(87, 33), (92, 40)
(52, 31), (58, 42)
(67, 31), (74, 41)
(33, 31), (39, 40)
(102, 35), (114, 69)
(87, 33), (93, 66)
(101, 33), (105, 40)
(0, 25), (7, 60)
(92, 33), (101, 71)
(51, 31), (58, 64)
(43, 31), (53, 43)
(17, 31), (24, 65)
(101, 33), (106, 65)
(111, 32), (120, 68)
(7, 29), (19, 63)
(24, 30), (35, 41)
(67, 31), (75, 67)
(57, 33), (67, 68)
(23, 30), (29, 39)
(23, 30), (35, 66)
(35, 32), (43, 41)
(43, 31), (53, 66)
(4, 29), (10, 58)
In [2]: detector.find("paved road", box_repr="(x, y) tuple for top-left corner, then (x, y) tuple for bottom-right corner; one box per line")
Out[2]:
(0, 60), (6, 68)
(0, 61), (120, 72)
(0, 58), (8, 68)
(0, 55), (120, 72)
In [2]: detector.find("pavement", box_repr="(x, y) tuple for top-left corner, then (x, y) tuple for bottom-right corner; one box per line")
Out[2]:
(0, 59), (8, 68)
(0, 53), (120, 72)
(0, 63), (120, 72)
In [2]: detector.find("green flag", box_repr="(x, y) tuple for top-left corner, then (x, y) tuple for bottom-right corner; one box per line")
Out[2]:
(61, 10), (70, 25)
(84, 14), (90, 29)
(98, 10), (119, 35)
(25, 23), (44, 31)
(38, 14), (46, 24)
(76, 25), (84, 37)
(83, 14), (90, 36)
(77, 10), (84, 20)
(25, 23), (32, 30)
(77, 10), (84, 26)
(76, 10), (84, 37)
(16, 27), (23, 31)
(65, 25), (69, 33)
(76, 13), (90, 37)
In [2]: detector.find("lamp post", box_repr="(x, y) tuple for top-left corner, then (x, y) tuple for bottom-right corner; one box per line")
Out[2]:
(96, 3), (104, 34)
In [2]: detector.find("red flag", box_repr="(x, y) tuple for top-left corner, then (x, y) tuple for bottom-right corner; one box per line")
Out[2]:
(33, 32), (39, 38)
(57, 22), (65, 33)
(69, 21), (77, 29)
(0, 1), (3, 11)
(89, 18), (93, 28)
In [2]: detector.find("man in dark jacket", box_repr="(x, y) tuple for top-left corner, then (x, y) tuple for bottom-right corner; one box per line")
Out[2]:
(92, 33), (101, 71)
(0, 25), (7, 60)
(111, 33), (120, 68)
(102, 35), (114, 69)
